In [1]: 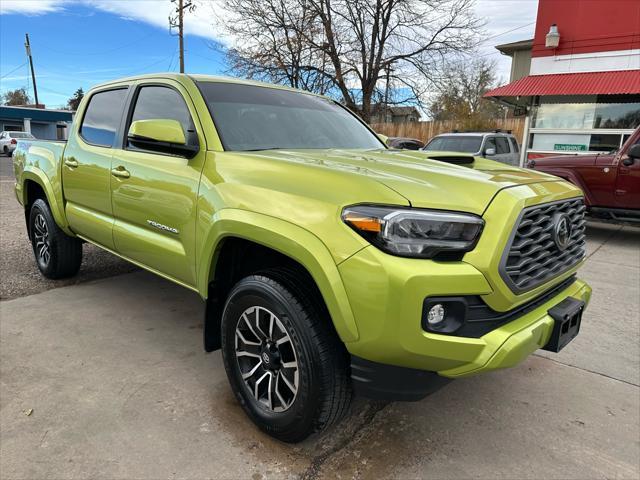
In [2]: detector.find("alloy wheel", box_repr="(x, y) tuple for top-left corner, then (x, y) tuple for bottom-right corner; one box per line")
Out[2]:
(33, 213), (51, 266)
(235, 306), (299, 412)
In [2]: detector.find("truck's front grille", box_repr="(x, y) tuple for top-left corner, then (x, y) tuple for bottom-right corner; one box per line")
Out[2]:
(500, 198), (586, 293)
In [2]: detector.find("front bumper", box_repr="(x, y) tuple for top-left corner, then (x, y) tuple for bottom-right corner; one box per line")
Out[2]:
(339, 244), (592, 383)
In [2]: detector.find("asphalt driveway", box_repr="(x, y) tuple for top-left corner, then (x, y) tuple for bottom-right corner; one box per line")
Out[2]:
(1, 220), (638, 479)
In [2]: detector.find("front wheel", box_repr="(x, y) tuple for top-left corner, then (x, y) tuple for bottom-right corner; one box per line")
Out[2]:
(221, 272), (352, 442)
(29, 198), (82, 279)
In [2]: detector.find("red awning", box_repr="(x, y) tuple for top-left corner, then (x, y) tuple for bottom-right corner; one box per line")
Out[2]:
(484, 70), (640, 98)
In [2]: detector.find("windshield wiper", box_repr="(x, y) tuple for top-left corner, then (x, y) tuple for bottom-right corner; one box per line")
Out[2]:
(239, 147), (284, 152)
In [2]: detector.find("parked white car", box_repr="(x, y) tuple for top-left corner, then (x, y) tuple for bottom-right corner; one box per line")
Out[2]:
(0, 131), (35, 156)
(422, 131), (520, 166)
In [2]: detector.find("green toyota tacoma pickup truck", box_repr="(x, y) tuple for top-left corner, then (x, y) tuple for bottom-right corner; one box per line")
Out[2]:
(13, 74), (591, 442)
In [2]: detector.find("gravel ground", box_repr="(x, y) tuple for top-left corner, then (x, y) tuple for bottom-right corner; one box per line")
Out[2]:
(0, 154), (137, 300)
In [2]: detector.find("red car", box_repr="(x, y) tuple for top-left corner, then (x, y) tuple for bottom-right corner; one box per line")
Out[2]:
(528, 126), (640, 224)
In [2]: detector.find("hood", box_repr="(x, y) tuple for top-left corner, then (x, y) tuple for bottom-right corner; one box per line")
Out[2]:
(238, 149), (563, 215)
(530, 152), (613, 168)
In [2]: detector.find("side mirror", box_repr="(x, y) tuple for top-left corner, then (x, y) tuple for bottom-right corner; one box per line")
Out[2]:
(376, 133), (389, 146)
(625, 144), (640, 164)
(484, 147), (496, 156)
(128, 119), (198, 158)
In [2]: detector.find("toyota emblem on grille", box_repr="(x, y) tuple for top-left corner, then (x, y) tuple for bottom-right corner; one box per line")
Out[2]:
(552, 213), (572, 251)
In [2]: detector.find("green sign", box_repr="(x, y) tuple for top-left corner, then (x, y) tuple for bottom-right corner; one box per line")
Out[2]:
(554, 143), (587, 152)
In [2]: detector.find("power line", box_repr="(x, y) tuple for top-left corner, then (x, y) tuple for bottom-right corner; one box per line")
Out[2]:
(37, 30), (159, 57)
(479, 21), (536, 44)
(122, 51), (178, 76)
(0, 61), (29, 80)
(463, 21), (537, 60)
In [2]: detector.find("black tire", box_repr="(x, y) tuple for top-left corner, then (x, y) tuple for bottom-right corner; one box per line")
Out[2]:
(29, 198), (82, 279)
(221, 271), (352, 442)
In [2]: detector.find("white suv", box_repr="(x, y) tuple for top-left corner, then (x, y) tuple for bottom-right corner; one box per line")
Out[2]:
(422, 131), (520, 166)
(0, 131), (35, 156)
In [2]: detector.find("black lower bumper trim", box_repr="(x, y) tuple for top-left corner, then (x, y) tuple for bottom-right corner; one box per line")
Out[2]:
(350, 356), (452, 401)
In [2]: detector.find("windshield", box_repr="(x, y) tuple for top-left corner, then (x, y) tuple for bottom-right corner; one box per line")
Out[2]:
(197, 82), (383, 151)
(10, 132), (34, 138)
(423, 136), (482, 153)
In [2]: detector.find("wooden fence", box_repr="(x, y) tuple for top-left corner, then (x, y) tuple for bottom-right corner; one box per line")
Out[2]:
(370, 117), (526, 143)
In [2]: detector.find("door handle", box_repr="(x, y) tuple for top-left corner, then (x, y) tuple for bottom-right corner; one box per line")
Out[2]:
(111, 166), (130, 179)
(64, 158), (79, 168)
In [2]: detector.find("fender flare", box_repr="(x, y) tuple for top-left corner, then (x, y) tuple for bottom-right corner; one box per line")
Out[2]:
(543, 169), (594, 206)
(197, 208), (360, 342)
(21, 168), (73, 235)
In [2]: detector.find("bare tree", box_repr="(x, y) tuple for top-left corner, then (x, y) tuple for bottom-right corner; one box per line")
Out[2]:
(220, 0), (482, 121)
(428, 57), (504, 126)
(221, 0), (333, 94)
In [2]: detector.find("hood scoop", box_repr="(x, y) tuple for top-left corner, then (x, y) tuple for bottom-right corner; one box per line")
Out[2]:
(425, 154), (475, 165)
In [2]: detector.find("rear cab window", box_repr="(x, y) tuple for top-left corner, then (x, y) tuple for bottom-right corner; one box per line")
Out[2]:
(79, 88), (128, 147)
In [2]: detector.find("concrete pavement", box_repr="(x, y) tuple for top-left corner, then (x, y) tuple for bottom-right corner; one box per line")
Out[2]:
(1, 222), (639, 479)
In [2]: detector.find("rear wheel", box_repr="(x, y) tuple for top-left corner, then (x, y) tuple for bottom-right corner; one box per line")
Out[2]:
(29, 198), (82, 279)
(221, 271), (351, 442)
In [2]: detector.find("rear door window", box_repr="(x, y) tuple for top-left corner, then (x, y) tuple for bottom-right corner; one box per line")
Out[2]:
(496, 137), (510, 154)
(79, 88), (128, 147)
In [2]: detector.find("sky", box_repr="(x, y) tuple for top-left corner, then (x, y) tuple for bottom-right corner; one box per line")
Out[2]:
(0, 0), (539, 110)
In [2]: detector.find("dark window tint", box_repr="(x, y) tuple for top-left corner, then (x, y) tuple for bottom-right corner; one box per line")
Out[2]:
(496, 137), (510, 154)
(484, 137), (496, 152)
(80, 89), (127, 147)
(510, 138), (520, 152)
(128, 86), (193, 146)
(423, 136), (482, 153)
(197, 82), (382, 151)
(589, 134), (622, 152)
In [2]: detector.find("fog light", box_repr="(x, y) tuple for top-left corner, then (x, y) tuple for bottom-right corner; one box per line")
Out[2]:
(427, 304), (445, 325)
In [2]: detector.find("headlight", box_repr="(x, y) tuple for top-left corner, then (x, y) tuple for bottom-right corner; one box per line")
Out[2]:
(342, 205), (484, 259)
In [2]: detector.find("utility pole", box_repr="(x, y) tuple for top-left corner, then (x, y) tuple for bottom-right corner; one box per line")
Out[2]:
(178, 0), (185, 73)
(24, 33), (39, 107)
(169, 0), (194, 73)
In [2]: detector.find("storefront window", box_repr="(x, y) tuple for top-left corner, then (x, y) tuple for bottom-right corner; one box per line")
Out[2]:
(529, 133), (626, 153)
(532, 102), (640, 129)
(594, 103), (640, 129)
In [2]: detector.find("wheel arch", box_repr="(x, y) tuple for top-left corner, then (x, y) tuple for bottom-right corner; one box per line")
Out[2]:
(198, 209), (360, 350)
(540, 168), (594, 207)
(21, 171), (72, 235)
